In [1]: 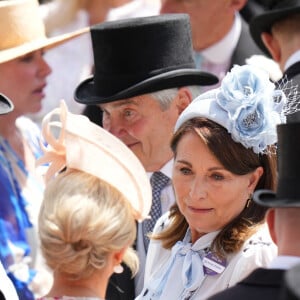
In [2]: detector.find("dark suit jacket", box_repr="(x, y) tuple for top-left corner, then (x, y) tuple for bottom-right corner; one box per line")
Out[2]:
(279, 61), (300, 123)
(207, 268), (284, 300)
(105, 225), (138, 300)
(106, 263), (135, 300)
(230, 17), (264, 68)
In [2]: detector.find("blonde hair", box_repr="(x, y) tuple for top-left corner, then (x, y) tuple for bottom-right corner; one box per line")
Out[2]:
(38, 169), (138, 280)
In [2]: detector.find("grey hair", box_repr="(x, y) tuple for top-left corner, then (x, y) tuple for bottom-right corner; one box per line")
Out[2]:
(149, 86), (202, 110)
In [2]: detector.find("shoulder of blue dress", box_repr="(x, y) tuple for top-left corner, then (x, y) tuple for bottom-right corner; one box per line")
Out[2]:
(16, 116), (44, 158)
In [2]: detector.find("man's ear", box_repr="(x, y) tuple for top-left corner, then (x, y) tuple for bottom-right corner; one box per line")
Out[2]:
(266, 209), (277, 245)
(176, 87), (193, 114)
(261, 32), (281, 62)
(229, 0), (247, 11)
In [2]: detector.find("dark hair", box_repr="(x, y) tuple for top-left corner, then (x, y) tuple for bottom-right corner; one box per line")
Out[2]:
(153, 118), (277, 257)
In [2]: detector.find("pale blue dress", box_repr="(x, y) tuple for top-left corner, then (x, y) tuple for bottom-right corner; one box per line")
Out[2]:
(137, 212), (277, 300)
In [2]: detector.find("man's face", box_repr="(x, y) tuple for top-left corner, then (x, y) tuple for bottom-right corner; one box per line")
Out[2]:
(160, 0), (237, 50)
(100, 94), (181, 172)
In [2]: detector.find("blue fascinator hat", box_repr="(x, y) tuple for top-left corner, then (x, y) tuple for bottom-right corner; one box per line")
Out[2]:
(175, 64), (299, 154)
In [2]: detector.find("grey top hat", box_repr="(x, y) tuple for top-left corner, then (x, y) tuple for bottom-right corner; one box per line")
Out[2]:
(0, 93), (13, 115)
(250, 0), (300, 56)
(253, 122), (300, 207)
(74, 14), (218, 105)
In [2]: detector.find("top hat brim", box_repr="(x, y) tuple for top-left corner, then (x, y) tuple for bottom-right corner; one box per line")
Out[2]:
(0, 93), (14, 115)
(253, 189), (300, 208)
(250, 5), (300, 56)
(74, 69), (219, 105)
(0, 27), (89, 64)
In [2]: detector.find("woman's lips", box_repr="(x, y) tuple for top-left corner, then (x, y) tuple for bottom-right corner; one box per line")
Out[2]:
(33, 84), (46, 98)
(188, 206), (213, 213)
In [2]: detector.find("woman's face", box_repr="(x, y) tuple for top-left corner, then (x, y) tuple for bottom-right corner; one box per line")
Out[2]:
(0, 50), (51, 116)
(172, 130), (262, 243)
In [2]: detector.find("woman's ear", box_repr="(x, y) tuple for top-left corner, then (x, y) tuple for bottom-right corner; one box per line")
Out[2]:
(113, 247), (127, 265)
(248, 166), (264, 191)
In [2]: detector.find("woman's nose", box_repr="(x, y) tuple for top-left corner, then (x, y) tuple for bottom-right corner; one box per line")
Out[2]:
(189, 176), (207, 200)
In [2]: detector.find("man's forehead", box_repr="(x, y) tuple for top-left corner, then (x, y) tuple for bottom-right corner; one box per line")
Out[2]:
(99, 95), (150, 109)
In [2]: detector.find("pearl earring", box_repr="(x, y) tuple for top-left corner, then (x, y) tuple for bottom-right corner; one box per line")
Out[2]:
(114, 264), (124, 274)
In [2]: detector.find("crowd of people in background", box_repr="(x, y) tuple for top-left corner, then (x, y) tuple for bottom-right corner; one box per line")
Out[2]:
(0, 0), (300, 299)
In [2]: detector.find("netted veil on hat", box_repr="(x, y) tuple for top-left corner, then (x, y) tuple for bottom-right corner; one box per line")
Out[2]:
(0, 0), (89, 64)
(0, 93), (13, 115)
(37, 101), (152, 221)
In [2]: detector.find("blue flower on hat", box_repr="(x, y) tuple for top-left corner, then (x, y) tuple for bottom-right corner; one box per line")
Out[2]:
(216, 65), (286, 153)
(175, 64), (299, 153)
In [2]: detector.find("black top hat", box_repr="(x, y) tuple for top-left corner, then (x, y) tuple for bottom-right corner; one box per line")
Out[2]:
(250, 0), (300, 56)
(253, 123), (300, 207)
(74, 14), (218, 105)
(0, 93), (13, 115)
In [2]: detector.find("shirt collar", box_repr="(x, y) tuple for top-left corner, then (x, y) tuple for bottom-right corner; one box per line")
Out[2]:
(269, 255), (300, 270)
(147, 159), (173, 179)
(183, 229), (220, 249)
(201, 13), (242, 64)
(284, 49), (300, 71)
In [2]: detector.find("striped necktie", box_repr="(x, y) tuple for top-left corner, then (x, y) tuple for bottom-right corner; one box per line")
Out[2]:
(143, 171), (170, 252)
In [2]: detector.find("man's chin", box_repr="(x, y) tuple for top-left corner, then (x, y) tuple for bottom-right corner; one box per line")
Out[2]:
(127, 147), (148, 168)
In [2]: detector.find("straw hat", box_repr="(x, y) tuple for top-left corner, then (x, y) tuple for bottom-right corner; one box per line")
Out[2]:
(0, 0), (89, 64)
(0, 93), (13, 115)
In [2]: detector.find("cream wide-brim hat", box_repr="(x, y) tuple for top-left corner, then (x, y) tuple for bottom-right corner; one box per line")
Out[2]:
(0, 0), (89, 64)
(38, 101), (152, 222)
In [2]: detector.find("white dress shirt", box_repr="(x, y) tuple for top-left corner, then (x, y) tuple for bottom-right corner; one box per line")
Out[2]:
(284, 49), (300, 71)
(269, 255), (300, 270)
(194, 13), (242, 90)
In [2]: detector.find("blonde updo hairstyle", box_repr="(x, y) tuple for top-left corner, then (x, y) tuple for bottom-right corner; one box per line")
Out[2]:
(38, 169), (138, 280)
